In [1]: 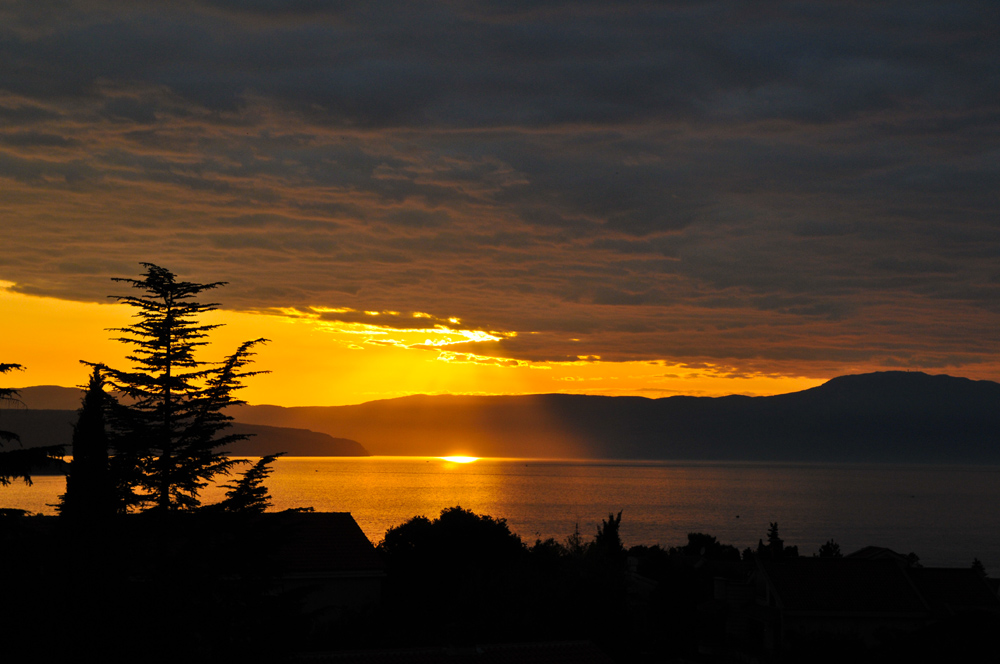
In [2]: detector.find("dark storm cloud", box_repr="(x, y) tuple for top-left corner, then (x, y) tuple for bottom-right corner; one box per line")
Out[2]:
(0, 131), (79, 148)
(4, 1), (992, 127)
(2, 0), (1000, 377)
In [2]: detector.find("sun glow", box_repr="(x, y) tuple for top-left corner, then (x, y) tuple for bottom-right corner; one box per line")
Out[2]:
(439, 456), (479, 463)
(0, 283), (830, 408)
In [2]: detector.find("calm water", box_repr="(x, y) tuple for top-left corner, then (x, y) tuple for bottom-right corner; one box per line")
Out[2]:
(5, 456), (1000, 573)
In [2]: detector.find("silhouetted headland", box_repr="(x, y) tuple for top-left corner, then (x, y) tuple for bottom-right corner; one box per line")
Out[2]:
(1, 406), (369, 457)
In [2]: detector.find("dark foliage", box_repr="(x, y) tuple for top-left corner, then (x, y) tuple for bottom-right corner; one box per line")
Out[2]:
(87, 263), (267, 511)
(59, 367), (115, 520)
(586, 511), (629, 632)
(369, 507), (653, 659)
(679, 532), (742, 561)
(768, 521), (783, 548)
(375, 506), (527, 646)
(971, 557), (987, 578)
(592, 510), (626, 566)
(0, 362), (20, 445)
(758, 522), (799, 559)
(213, 453), (284, 513)
(0, 362), (64, 486)
(818, 538), (843, 558)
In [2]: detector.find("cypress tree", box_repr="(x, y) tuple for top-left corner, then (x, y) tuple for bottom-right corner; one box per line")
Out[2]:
(59, 367), (115, 519)
(87, 263), (267, 511)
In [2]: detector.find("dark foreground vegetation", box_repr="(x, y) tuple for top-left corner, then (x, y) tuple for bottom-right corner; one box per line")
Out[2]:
(3, 507), (998, 663)
(363, 511), (1000, 663)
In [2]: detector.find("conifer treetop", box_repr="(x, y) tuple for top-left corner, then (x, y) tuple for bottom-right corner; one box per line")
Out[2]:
(85, 263), (268, 511)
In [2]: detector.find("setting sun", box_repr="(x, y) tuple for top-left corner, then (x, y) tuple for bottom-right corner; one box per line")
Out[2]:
(439, 456), (479, 464)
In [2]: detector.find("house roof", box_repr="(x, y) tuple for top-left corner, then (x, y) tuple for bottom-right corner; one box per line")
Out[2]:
(758, 558), (927, 614)
(845, 545), (911, 563)
(268, 511), (384, 575)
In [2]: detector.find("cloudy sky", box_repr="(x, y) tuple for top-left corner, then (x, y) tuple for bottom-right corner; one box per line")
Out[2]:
(2, 1), (999, 405)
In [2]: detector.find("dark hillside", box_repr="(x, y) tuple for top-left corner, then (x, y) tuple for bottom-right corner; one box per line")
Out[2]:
(10, 372), (1000, 462)
(0, 409), (368, 457)
(229, 372), (1000, 462)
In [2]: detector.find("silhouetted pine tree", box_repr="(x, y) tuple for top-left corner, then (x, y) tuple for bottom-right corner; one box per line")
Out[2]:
(758, 522), (798, 559)
(593, 510), (625, 565)
(86, 263), (267, 511)
(972, 558), (987, 578)
(767, 522), (783, 550)
(818, 539), (843, 558)
(215, 453), (283, 513)
(0, 362), (64, 486)
(763, 521), (784, 558)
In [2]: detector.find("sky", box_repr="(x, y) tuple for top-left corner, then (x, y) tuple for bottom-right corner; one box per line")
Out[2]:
(1, 1), (999, 406)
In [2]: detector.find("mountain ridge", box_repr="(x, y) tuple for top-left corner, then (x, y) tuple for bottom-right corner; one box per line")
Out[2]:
(8, 372), (1000, 462)
(224, 371), (1000, 461)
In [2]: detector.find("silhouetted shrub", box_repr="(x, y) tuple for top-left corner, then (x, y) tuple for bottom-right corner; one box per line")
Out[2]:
(376, 506), (527, 645)
(818, 538), (843, 558)
(679, 532), (742, 561)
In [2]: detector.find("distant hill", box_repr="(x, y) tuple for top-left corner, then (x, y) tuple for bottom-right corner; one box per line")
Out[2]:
(8, 372), (1000, 462)
(10, 385), (84, 411)
(223, 372), (1000, 462)
(0, 409), (369, 457)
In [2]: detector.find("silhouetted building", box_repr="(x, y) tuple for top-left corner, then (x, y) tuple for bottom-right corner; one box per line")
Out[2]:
(270, 511), (385, 622)
(845, 545), (915, 564)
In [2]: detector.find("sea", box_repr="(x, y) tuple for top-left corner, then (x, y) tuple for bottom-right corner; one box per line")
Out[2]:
(5, 456), (999, 574)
